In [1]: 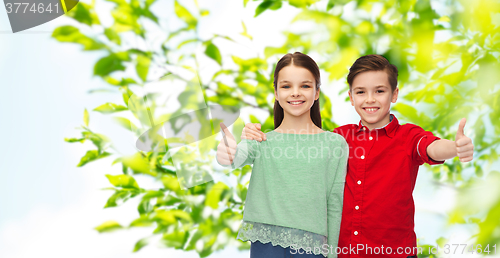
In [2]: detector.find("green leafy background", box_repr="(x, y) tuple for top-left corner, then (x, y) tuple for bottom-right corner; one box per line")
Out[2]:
(56, 0), (500, 257)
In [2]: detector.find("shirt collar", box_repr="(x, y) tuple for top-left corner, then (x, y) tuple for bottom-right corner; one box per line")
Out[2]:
(356, 114), (399, 138)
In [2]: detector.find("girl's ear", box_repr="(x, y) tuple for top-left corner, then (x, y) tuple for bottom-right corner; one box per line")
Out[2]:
(274, 89), (278, 101)
(315, 88), (320, 101)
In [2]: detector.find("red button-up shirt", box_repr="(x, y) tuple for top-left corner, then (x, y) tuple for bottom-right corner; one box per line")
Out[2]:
(333, 115), (444, 258)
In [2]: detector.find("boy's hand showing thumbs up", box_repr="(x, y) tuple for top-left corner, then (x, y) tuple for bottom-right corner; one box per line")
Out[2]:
(427, 118), (474, 162)
(455, 118), (474, 162)
(217, 123), (237, 166)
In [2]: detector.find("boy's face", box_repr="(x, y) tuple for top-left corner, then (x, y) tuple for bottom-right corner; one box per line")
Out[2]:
(348, 70), (398, 129)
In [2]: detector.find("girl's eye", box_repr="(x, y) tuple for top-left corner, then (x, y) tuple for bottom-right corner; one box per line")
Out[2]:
(301, 85), (311, 88)
(282, 85), (290, 88)
(356, 91), (364, 94)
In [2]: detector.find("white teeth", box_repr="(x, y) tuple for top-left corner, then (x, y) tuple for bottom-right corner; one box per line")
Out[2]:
(289, 101), (304, 104)
(365, 108), (378, 112)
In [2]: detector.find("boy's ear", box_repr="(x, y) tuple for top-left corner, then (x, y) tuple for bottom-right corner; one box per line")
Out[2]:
(348, 90), (354, 106)
(391, 87), (399, 103)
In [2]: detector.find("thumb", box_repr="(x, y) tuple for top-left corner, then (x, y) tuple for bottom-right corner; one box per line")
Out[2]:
(456, 118), (466, 139)
(220, 123), (235, 142)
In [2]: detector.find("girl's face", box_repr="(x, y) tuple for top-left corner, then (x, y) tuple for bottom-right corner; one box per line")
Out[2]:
(275, 65), (319, 120)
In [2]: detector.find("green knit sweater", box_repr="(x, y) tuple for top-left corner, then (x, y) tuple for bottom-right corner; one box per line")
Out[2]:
(218, 130), (348, 257)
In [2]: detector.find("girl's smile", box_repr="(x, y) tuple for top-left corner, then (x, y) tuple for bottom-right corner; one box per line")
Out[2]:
(287, 100), (306, 106)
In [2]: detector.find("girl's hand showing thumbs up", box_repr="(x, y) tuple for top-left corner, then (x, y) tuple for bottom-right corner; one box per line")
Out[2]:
(217, 123), (237, 166)
(455, 118), (474, 162)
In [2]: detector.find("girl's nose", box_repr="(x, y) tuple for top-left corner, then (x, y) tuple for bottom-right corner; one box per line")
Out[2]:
(291, 87), (301, 97)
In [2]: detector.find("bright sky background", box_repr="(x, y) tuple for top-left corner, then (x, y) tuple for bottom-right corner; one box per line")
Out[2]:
(0, 0), (485, 257)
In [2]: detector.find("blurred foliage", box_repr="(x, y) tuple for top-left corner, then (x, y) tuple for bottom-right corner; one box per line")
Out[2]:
(56, 0), (500, 256)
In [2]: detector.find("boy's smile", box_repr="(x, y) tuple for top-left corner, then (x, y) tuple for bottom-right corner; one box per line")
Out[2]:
(349, 70), (399, 129)
(363, 107), (380, 113)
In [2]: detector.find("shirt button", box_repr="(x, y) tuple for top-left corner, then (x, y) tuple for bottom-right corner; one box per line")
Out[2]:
(357, 180), (361, 185)
(361, 155), (365, 159)
(355, 205), (359, 210)
(354, 231), (358, 235)
(369, 136), (373, 140)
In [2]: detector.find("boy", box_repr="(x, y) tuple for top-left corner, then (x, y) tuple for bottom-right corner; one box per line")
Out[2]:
(238, 55), (474, 257)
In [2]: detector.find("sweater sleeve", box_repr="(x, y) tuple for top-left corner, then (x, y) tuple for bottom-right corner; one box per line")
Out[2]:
(216, 139), (259, 169)
(326, 137), (348, 258)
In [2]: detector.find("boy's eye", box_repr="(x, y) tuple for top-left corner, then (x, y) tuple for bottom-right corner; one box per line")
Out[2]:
(376, 90), (385, 93)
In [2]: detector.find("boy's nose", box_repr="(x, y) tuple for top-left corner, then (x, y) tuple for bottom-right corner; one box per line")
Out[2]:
(366, 94), (376, 103)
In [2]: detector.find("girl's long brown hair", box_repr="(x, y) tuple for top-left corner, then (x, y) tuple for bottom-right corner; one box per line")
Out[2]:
(273, 52), (322, 129)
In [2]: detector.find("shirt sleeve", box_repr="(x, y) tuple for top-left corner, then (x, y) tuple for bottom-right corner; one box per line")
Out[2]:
(326, 136), (348, 258)
(406, 124), (445, 166)
(216, 139), (259, 169)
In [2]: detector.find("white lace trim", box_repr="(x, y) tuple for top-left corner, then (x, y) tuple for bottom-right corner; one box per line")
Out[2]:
(236, 221), (328, 257)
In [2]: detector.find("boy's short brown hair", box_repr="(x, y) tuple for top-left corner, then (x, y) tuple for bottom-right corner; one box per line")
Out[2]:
(347, 55), (398, 92)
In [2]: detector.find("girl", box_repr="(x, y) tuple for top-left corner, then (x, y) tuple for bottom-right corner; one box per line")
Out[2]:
(217, 52), (348, 258)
